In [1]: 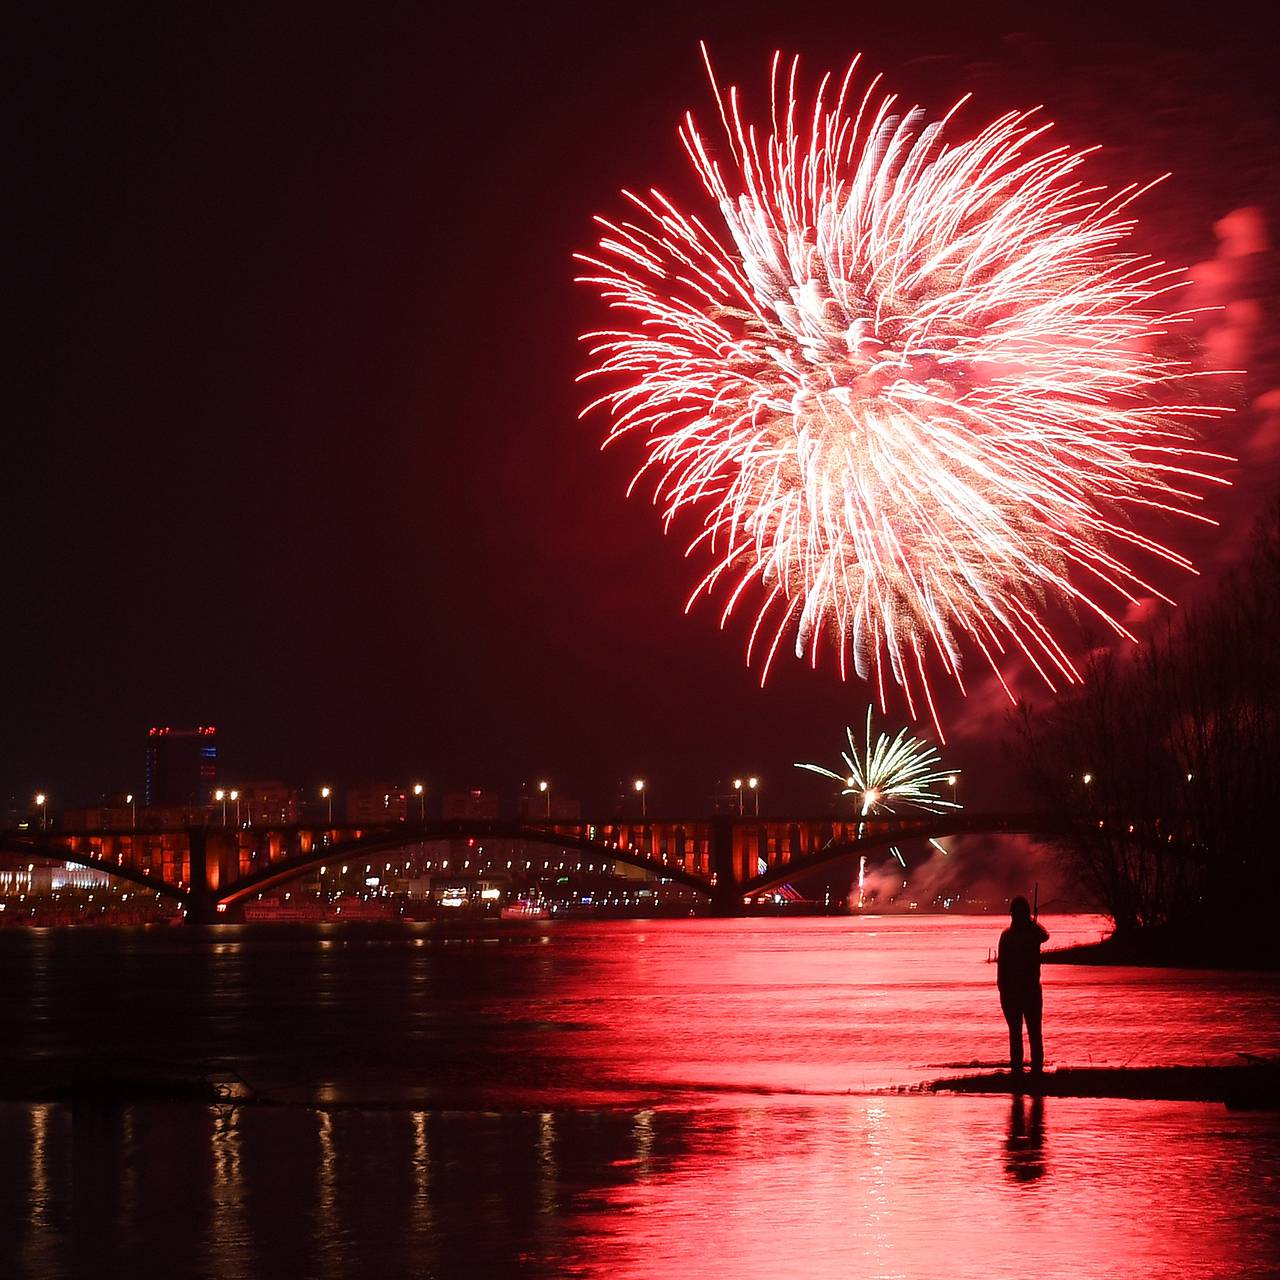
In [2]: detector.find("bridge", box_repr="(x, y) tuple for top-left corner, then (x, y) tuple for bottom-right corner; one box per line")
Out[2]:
(0, 812), (1080, 920)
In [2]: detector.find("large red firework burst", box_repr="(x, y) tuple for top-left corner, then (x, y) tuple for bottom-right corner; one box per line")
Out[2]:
(575, 48), (1230, 735)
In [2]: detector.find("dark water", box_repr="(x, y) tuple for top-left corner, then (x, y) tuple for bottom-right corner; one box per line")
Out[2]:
(1, 916), (1277, 1277)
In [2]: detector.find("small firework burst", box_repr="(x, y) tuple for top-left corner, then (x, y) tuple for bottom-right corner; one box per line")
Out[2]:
(796, 707), (960, 817)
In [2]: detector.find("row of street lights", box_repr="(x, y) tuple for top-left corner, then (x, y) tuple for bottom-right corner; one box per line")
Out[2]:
(23, 781), (435, 831)
(20, 774), (760, 832)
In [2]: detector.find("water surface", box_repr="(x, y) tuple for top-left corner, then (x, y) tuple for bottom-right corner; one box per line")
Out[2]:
(1, 915), (1276, 1277)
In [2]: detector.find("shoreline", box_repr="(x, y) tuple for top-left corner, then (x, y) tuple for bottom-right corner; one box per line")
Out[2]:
(917, 1061), (1279, 1110)
(4, 1057), (1278, 1112)
(1044, 930), (1280, 972)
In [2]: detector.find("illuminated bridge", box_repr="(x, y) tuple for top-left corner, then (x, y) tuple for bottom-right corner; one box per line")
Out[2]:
(0, 813), (1080, 920)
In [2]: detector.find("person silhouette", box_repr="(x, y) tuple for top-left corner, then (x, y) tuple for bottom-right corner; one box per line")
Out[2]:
(997, 895), (1049, 1076)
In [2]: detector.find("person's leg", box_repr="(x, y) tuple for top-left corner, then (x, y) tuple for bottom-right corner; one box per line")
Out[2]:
(1025, 989), (1044, 1073)
(1000, 994), (1024, 1072)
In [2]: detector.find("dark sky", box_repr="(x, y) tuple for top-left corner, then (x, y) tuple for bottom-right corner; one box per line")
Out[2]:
(7, 2), (1278, 814)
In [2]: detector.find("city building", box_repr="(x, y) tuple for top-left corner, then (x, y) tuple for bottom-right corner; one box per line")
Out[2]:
(517, 784), (582, 821)
(344, 784), (408, 824)
(222, 781), (300, 826)
(441, 789), (500, 820)
(62, 797), (207, 831)
(144, 726), (217, 806)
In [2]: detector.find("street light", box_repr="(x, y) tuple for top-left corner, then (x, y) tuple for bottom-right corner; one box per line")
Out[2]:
(634, 778), (646, 819)
(733, 778), (743, 815)
(748, 776), (759, 816)
(538, 779), (550, 818)
(413, 783), (425, 820)
(126, 792), (136, 827)
(1082, 773), (1093, 786)
(215, 789), (227, 825)
(35, 792), (47, 830)
(230, 789), (240, 827)
(321, 786), (332, 823)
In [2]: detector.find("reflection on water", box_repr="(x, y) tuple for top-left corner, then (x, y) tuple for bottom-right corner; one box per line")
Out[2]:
(1004, 1093), (1046, 1184)
(1, 1099), (1277, 1278)
(0, 917), (1277, 1277)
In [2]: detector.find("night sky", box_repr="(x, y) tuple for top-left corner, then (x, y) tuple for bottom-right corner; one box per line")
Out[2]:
(8, 2), (1277, 814)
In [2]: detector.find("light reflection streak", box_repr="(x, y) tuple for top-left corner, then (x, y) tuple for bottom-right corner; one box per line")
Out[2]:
(411, 1110), (432, 1246)
(23, 1104), (55, 1278)
(317, 1110), (339, 1280)
(537, 1111), (557, 1224)
(209, 1113), (245, 1275)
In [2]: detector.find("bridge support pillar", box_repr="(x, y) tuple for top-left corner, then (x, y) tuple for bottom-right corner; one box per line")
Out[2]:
(709, 817), (743, 916)
(185, 826), (219, 924)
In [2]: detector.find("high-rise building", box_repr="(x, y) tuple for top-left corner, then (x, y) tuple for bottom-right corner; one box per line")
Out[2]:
(144, 726), (217, 806)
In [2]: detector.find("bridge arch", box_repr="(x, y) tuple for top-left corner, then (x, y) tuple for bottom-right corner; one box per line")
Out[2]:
(218, 823), (714, 905)
(0, 837), (187, 902)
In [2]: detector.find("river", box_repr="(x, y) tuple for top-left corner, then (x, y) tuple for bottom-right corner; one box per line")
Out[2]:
(1, 914), (1277, 1277)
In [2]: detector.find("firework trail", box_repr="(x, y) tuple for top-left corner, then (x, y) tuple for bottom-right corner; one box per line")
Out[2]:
(576, 48), (1231, 735)
(796, 706), (960, 817)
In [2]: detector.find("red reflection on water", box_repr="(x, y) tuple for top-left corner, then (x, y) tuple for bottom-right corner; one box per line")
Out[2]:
(558, 1098), (1280, 1280)
(517, 917), (1280, 1099)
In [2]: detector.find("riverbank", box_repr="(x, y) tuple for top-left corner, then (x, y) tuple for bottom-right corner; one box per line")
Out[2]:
(1044, 925), (1280, 971)
(918, 1059), (1280, 1109)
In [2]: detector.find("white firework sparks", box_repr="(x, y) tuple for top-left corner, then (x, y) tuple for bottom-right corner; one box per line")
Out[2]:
(796, 706), (960, 816)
